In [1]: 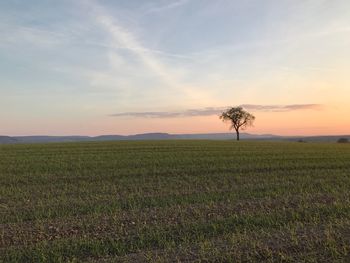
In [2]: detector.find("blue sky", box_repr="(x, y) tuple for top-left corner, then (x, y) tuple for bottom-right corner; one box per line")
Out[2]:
(1, 0), (350, 135)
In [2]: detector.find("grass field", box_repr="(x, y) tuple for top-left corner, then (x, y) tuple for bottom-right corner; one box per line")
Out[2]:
(1, 140), (350, 262)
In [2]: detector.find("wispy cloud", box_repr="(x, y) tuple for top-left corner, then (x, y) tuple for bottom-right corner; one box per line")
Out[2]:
(241, 104), (323, 112)
(0, 23), (70, 48)
(94, 11), (174, 84)
(81, 0), (215, 105)
(144, 0), (191, 14)
(111, 107), (225, 118)
(77, 0), (181, 87)
(83, 40), (193, 60)
(111, 104), (323, 118)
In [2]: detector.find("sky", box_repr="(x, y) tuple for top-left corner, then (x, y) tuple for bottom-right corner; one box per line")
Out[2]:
(1, 0), (349, 136)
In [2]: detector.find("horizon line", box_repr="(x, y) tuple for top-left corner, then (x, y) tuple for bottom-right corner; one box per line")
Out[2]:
(2, 132), (350, 138)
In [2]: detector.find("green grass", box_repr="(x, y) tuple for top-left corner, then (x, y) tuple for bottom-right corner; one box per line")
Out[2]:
(1, 140), (350, 262)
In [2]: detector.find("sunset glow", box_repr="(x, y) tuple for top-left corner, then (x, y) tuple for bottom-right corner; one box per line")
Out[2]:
(1, 0), (349, 136)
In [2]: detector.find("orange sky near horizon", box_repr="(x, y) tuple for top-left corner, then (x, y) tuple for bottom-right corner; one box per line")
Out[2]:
(3, 105), (349, 136)
(1, 1), (350, 136)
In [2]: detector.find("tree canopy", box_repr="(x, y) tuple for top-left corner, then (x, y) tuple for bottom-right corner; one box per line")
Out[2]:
(220, 107), (255, 140)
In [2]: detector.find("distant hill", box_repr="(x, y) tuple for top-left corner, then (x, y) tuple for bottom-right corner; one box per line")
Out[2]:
(0, 136), (18, 144)
(13, 136), (91, 143)
(0, 133), (349, 144)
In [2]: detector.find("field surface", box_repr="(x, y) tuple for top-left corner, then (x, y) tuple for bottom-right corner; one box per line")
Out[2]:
(1, 140), (350, 262)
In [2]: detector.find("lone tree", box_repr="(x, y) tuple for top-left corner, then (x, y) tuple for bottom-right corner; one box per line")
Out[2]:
(220, 107), (255, 141)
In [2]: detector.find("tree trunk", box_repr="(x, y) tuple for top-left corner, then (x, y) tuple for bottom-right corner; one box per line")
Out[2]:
(236, 129), (240, 141)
